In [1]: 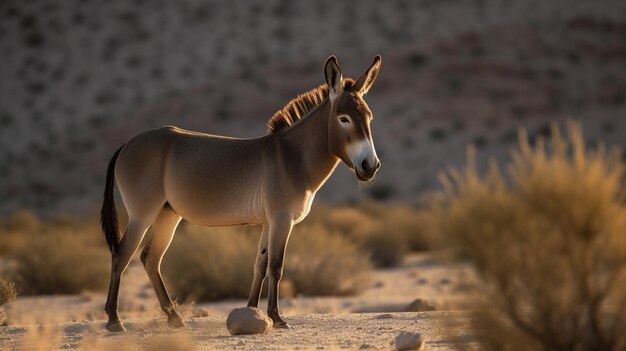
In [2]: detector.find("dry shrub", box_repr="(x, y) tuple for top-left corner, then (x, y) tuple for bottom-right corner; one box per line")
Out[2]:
(0, 210), (40, 233)
(384, 206), (439, 252)
(360, 202), (439, 248)
(437, 122), (626, 350)
(0, 212), (110, 295)
(320, 202), (439, 267)
(164, 222), (372, 302)
(163, 224), (257, 302)
(325, 207), (376, 240)
(314, 203), (410, 268)
(0, 231), (26, 256)
(361, 230), (407, 268)
(5, 214), (110, 295)
(0, 212), (107, 256)
(285, 224), (371, 296)
(12, 232), (109, 295)
(0, 210), (40, 255)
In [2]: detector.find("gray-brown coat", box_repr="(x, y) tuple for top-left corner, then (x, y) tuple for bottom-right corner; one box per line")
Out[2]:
(100, 55), (382, 332)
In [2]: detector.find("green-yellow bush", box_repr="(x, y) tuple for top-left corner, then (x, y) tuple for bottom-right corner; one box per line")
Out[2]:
(436, 122), (626, 350)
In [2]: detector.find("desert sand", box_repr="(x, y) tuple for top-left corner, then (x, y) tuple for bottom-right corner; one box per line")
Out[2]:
(0, 253), (477, 350)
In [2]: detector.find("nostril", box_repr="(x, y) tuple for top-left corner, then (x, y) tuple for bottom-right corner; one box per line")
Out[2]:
(375, 160), (381, 170)
(361, 159), (370, 172)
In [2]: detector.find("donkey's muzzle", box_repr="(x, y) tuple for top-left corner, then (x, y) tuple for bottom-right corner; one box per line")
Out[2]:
(357, 159), (381, 181)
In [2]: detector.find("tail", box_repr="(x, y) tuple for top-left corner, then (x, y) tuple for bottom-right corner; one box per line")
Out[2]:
(101, 146), (124, 256)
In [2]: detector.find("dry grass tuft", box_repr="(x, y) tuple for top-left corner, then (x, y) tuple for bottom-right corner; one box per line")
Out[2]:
(437, 122), (626, 350)
(0, 280), (16, 306)
(0, 279), (17, 325)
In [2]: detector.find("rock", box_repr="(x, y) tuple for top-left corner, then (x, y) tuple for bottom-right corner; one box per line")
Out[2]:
(394, 332), (425, 351)
(226, 307), (272, 335)
(404, 299), (436, 312)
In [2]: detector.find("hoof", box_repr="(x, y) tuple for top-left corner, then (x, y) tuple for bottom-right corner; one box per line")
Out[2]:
(106, 320), (126, 332)
(168, 315), (186, 329)
(273, 320), (291, 329)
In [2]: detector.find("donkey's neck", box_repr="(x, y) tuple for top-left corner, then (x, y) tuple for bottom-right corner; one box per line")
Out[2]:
(278, 100), (340, 192)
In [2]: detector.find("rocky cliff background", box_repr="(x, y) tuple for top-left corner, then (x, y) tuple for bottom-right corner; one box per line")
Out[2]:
(1, 0), (625, 215)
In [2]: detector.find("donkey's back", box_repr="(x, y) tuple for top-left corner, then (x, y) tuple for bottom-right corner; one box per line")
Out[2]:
(115, 126), (268, 226)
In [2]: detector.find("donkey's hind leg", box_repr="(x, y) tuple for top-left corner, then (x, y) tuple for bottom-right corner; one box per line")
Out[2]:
(140, 208), (183, 328)
(105, 216), (155, 332)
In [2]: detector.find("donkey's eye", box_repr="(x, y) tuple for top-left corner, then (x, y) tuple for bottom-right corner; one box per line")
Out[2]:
(339, 116), (350, 124)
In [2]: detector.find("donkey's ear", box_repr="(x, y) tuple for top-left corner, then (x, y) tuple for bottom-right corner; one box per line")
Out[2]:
(353, 55), (382, 95)
(324, 56), (343, 102)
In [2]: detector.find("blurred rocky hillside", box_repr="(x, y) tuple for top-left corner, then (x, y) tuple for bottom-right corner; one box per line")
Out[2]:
(1, 0), (625, 215)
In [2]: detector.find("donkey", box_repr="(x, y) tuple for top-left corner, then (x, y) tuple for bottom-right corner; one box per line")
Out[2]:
(100, 55), (382, 332)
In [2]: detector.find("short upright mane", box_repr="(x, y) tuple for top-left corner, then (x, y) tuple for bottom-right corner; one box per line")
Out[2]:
(267, 78), (354, 134)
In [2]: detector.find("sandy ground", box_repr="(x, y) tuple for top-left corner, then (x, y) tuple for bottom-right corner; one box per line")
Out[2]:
(0, 253), (478, 350)
(0, 312), (474, 350)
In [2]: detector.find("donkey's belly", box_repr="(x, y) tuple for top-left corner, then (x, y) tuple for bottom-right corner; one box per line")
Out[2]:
(166, 183), (264, 227)
(181, 209), (263, 227)
(164, 170), (265, 227)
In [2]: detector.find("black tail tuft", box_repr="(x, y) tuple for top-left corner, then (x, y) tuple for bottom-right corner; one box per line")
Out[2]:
(101, 146), (123, 255)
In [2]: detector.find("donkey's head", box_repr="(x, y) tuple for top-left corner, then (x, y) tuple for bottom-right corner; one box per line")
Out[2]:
(325, 55), (382, 182)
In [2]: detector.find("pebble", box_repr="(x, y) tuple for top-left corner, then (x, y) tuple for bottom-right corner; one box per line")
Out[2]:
(394, 331), (425, 351)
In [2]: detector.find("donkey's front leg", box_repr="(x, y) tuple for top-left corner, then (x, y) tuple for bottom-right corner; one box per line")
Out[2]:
(267, 214), (294, 329)
(247, 225), (269, 308)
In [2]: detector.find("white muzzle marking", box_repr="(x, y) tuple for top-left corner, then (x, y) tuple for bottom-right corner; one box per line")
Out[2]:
(346, 138), (378, 177)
